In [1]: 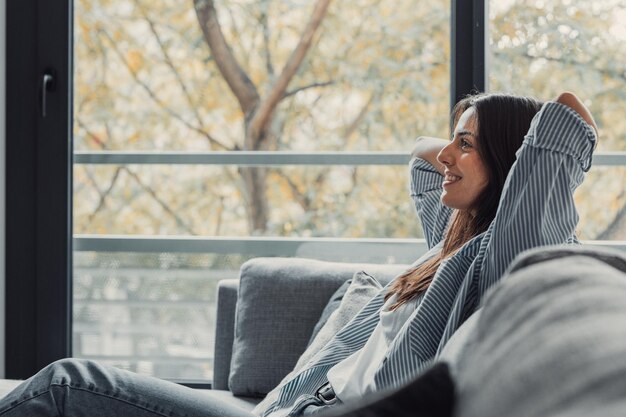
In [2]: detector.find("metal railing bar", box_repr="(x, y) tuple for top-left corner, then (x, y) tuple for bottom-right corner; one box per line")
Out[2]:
(73, 235), (625, 255)
(74, 268), (235, 280)
(75, 355), (211, 364)
(74, 151), (410, 166)
(74, 299), (212, 308)
(73, 151), (626, 167)
(74, 235), (430, 257)
(73, 323), (215, 334)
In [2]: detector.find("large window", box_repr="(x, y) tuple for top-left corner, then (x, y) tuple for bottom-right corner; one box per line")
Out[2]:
(6, 0), (624, 382)
(72, 0), (451, 380)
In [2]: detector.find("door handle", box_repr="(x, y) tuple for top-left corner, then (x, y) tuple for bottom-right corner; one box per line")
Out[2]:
(40, 68), (57, 118)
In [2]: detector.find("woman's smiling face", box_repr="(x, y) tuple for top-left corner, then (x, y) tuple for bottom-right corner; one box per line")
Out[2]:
(436, 107), (489, 215)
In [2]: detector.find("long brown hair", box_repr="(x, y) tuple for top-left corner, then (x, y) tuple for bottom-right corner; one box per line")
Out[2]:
(386, 93), (542, 310)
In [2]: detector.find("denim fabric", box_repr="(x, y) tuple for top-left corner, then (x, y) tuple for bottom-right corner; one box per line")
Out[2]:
(0, 359), (252, 417)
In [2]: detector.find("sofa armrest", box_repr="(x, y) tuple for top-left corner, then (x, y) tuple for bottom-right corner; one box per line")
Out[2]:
(213, 279), (240, 390)
(219, 257), (406, 396)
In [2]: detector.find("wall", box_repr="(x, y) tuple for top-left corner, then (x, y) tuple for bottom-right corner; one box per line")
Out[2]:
(1, 0), (6, 378)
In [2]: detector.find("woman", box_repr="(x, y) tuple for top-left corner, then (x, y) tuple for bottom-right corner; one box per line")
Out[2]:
(257, 91), (597, 417)
(0, 92), (597, 417)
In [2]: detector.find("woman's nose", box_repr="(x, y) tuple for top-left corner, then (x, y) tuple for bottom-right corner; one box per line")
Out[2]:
(437, 143), (453, 166)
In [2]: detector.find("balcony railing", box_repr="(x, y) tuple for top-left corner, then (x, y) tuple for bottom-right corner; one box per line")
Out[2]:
(75, 150), (626, 166)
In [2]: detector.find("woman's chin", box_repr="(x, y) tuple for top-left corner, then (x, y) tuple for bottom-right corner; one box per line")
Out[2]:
(440, 194), (455, 209)
(440, 194), (467, 211)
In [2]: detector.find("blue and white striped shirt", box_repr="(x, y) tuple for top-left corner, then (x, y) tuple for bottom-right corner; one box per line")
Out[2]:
(261, 101), (596, 417)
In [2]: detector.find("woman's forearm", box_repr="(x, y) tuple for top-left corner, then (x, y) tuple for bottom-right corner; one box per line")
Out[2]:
(410, 136), (448, 176)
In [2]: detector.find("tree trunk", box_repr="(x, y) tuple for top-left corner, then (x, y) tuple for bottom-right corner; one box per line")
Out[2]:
(240, 166), (269, 234)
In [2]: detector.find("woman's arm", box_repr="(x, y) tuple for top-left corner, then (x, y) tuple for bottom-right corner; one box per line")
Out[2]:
(411, 136), (448, 176)
(409, 137), (453, 249)
(475, 97), (597, 298)
(555, 91), (598, 137)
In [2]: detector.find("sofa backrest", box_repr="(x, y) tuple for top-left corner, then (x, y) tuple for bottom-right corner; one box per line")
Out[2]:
(213, 257), (408, 394)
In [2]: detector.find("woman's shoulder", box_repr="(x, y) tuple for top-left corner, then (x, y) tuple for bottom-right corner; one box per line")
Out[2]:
(452, 232), (487, 260)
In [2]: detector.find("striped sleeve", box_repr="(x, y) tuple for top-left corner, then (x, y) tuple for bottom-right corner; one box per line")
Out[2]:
(409, 157), (452, 249)
(475, 101), (597, 297)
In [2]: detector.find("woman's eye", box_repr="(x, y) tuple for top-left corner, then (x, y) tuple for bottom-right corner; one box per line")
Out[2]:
(460, 139), (472, 149)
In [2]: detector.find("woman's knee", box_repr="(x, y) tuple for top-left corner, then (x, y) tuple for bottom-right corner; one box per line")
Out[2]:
(39, 358), (103, 387)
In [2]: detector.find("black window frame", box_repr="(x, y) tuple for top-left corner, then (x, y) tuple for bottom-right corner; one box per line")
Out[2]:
(5, 0), (73, 378)
(4, 0), (485, 379)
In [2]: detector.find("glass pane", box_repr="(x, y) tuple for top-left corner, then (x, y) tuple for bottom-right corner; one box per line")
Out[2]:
(74, 0), (451, 381)
(489, 0), (625, 242)
(74, 163), (625, 241)
(489, 0), (626, 152)
(73, 164), (420, 238)
(73, 252), (251, 380)
(74, 0), (450, 153)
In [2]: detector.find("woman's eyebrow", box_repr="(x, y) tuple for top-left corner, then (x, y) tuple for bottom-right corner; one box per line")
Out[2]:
(456, 130), (476, 137)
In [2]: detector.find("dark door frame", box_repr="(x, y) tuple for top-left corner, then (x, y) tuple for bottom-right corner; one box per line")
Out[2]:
(5, 0), (73, 378)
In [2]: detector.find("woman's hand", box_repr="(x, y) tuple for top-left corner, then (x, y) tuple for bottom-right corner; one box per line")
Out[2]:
(411, 136), (448, 176)
(554, 92), (598, 137)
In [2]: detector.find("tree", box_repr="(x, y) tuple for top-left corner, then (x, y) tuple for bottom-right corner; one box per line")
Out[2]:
(193, 0), (332, 233)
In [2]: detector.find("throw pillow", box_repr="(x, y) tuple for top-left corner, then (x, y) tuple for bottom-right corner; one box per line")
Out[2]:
(307, 279), (352, 347)
(294, 271), (382, 371)
(253, 270), (382, 415)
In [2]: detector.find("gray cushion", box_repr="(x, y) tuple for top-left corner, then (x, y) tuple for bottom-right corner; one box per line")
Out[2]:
(455, 247), (626, 417)
(228, 257), (406, 397)
(437, 308), (481, 376)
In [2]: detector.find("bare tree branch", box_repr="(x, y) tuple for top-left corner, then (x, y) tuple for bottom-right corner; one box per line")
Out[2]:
(193, 0), (260, 114)
(88, 167), (123, 224)
(77, 117), (197, 235)
(83, 166), (105, 197)
(248, 0), (332, 145)
(274, 170), (311, 212)
(77, 118), (108, 149)
(225, 6), (251, 70)
(123, 167), (197, 235)
(284, 80), (334, 99)
(597, 193), (626, 240)
(214, 196), (225, 235)
(100, 29), (230, 150)
(342, 93), (374, 139)
(134, 1), (207, 134)
(259, 0), (275, 76)
(493, 50), (626, 82)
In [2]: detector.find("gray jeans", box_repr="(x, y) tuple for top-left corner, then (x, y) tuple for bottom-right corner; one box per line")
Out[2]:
(0, 359), (253, 417)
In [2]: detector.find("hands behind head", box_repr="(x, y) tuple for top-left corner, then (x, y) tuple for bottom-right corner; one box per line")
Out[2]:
(554, 92), (598, 138)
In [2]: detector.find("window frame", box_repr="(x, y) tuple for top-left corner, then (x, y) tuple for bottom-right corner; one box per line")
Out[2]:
(5, 0), (73, 378)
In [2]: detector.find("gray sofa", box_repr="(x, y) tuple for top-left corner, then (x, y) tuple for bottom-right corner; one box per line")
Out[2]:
(210, 257), (411, 414)
(210, 248), (626, 417)
(2, 247), (624, 417)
